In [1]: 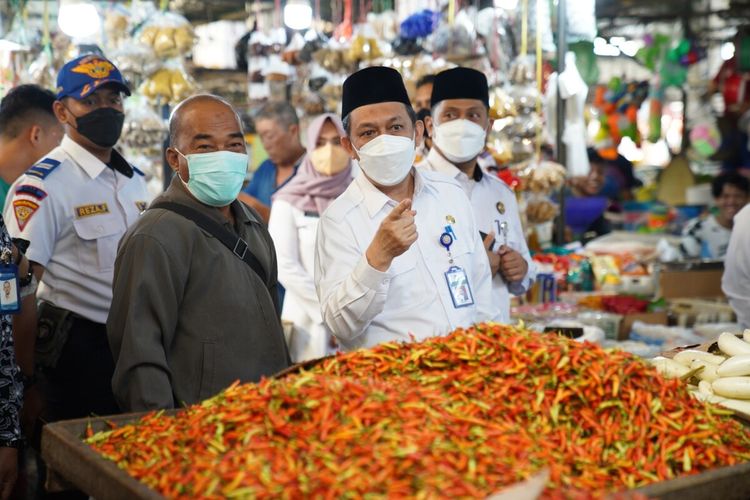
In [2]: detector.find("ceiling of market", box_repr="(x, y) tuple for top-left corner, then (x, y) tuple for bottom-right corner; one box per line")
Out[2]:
(3, 0), (749, 42)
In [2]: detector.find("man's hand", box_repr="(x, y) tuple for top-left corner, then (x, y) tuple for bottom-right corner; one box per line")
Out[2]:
(366, 199), (418, 272)
(498, 245), (528, 283)
(0, 447), (17, 500)
(483, 232), (501, 277)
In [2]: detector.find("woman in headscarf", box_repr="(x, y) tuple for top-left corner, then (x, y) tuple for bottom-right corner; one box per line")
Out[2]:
(268, 113), (353, 362)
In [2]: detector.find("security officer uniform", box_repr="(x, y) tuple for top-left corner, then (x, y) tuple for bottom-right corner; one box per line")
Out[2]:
(3, 56), (150, 421)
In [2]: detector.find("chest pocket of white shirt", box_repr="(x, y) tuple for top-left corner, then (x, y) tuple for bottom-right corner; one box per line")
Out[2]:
(72, 214), (126, 273)
(384, 249), (435, 314)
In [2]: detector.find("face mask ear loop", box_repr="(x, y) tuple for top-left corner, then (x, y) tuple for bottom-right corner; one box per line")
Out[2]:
(174, 148), (189, 184)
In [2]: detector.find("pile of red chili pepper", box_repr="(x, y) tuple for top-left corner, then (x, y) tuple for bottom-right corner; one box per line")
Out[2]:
(86, 323), (750, 498)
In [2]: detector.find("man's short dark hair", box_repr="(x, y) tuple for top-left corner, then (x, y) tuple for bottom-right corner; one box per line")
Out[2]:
(0, 84), (57, 139)
(342, 103), (417, 136)
(416, 74), (435, 89)
(712, 172), (750, 198)
(254, 101), (299, 129)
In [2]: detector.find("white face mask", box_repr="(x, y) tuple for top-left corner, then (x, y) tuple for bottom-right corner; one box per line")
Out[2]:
(353, 134), (416, 187)
(433, 119), (487, 163)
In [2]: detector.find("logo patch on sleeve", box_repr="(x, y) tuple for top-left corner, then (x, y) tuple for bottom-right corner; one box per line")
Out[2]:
(135, 201), (148, 212)
(15, 185), (48, 201)
(75, 203), (109, 218)
(13, 199), (39, 231)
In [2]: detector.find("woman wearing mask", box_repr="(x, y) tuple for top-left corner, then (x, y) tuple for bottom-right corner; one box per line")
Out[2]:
(268, 114), (353, 362)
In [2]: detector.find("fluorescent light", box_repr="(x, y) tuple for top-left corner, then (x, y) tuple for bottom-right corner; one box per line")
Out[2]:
(620, 40), (643, 57)
(58, 2), (101, 38)
(609, 36), (626, 45)
(721, 41), (736, 61)
(594, 37), (621, 57)
(284, 0), (313, 31)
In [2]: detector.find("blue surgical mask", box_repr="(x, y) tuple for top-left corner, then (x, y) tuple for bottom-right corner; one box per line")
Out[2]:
(176, 149), (248, 207)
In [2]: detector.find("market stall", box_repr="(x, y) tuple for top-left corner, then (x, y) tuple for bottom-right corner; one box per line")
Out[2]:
(1, 0), (750, 497)
(42, 323), (750, 498)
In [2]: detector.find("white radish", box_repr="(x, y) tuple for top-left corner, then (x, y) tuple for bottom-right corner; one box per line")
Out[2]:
(692, 390), (750, 416)
(744, 329), (750, 343)
(718, 332), (750, 356)
(717, 354), (750, 377)
(691, 360), (719, 382)
(650, 357), (691, 379)
(673, 350), (725, 366)
(712, 377), (750, 400)
(698, 380), (714, 396)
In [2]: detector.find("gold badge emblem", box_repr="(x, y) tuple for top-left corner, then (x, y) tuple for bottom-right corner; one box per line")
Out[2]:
(446, 215), (456, 224)
(496, 202), (505, 215)
(75, 203), (109, 218)
(71, 58), (115, 79)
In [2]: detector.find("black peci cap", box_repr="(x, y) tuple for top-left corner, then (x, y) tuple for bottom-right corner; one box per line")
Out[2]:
(430, 67), (489, 108)
(341, 66), (412, 118)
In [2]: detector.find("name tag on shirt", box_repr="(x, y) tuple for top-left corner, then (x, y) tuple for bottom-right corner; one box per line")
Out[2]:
(0, 264), (20, 314)
(445, 265), (474, 308)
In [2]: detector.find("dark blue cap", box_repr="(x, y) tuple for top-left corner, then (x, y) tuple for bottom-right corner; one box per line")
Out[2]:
(56, 54), (131, 100)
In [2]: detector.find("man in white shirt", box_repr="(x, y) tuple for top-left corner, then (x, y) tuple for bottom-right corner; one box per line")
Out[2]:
(314, 66), (497, 351)
(3, 55), (150, 423)
(723, 204), (750, 328)
(419, 67), (535, 322)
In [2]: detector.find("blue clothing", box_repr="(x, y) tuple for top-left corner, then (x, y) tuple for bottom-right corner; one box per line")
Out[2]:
(242, 159), (299, 307)
(242, 159), (298, 207)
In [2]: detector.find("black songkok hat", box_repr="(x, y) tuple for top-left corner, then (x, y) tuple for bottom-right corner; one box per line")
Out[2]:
(341, 66), (412, 118)
(430, 67), (490, 108)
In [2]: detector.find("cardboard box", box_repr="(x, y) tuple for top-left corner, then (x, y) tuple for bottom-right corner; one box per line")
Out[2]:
(659, 268), (724, 299)
(618, 311), (668, 340)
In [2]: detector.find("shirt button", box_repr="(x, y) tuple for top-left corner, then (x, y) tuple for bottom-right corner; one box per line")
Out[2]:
(382, 278), (390, 285)
(96, 225), (104, 234)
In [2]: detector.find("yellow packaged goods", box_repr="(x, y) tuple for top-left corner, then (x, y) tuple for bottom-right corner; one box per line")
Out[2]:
(137, 12), (195, 59)
(86, 324), (750, 498)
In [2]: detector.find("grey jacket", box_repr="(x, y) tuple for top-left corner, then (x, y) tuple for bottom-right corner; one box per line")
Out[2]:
(107, 177), (290, 412)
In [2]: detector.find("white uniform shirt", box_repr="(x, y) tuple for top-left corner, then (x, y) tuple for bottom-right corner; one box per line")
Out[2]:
(268, 199), (333, 362)
(314, 168), (497, 351)
(3, 135), (150, 323)
(680, 215), (732, 260)
(419, 148), (535, 322)
(723, 205), (750, 328)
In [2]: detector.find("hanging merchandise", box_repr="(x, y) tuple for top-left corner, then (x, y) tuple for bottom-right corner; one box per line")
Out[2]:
(137, 12), (196, 59)
(515, 0), (555, 54)
(647, 83), (664, 143)
(103, 4), (130, 50)
(569, 41), (598, 87)
(399, 9), (439, 40)
(635, 34), (671, 72)
(593, 78), (649, 160)
(690, 120), (721, 159)
(121, 96), (167, 197)
(139, 61), (196, 105)
(565, 0), (596, 43)
(547, 52), (590, 177)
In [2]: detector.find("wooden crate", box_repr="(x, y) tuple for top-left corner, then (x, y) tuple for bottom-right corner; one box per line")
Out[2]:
(42, 411), (750, 500)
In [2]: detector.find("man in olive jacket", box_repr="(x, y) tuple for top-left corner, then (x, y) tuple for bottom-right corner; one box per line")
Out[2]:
(107, 95), (290, 411)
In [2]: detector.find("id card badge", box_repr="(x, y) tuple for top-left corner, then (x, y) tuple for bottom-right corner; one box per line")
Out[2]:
(0, 264), (20, 314)
(444, 265), (475, 308)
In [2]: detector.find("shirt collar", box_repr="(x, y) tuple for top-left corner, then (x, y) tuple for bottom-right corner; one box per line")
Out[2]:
(355, 167), (431, 218)
(60, 135), (133, 179)
(166, 176), (260, 227)
(426, 148), (483, 182)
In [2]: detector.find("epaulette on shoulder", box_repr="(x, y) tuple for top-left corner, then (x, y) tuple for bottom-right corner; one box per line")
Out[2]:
(132, 165), (145, 177)
(26, 158), (62, 180)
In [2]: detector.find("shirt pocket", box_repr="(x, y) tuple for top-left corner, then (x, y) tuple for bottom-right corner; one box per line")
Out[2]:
(384, 250), (435, 315)
(72, 214), (126, 273)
